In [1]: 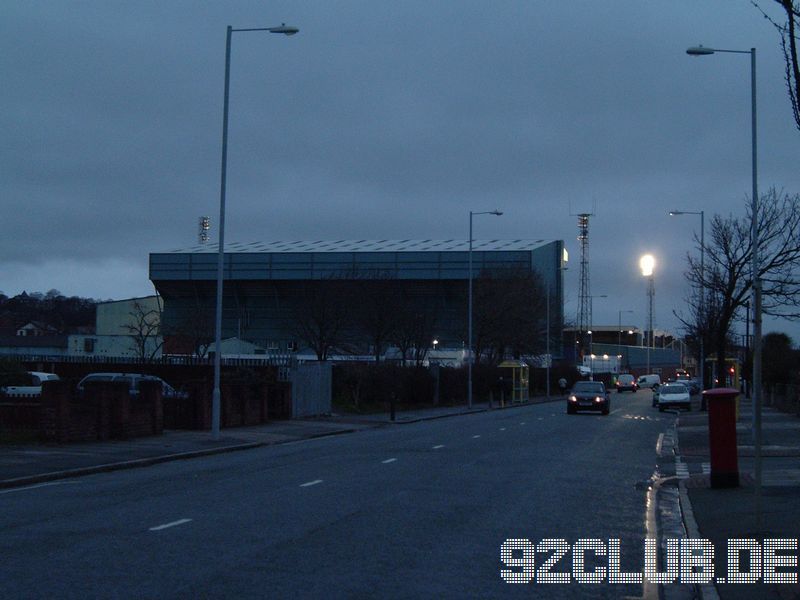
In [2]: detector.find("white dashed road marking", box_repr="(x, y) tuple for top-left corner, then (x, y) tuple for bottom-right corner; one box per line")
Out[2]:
(433, 445), (445, 449)
(300, 479), (323, 487)
(382, 458), (397, 464)
(0, 480), (81, 495)
(149, 518), (192, 531)
(472, 435), (481, 439)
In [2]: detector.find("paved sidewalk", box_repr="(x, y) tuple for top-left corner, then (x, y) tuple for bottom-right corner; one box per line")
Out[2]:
(675, 396), (800, 600)
(0, 395), (558, 489)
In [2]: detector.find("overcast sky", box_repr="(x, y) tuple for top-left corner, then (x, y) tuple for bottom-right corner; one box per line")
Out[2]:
(3, 1), (800, 341)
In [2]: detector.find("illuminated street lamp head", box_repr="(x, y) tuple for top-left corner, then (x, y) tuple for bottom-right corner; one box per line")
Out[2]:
(640, 254), (655, 277)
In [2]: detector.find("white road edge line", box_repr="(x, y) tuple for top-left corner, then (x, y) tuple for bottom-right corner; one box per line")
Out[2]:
(300, 479), (323, 487)
(382, 458), (397, 464)
(0, 480), (81, 495)
(149, 518), (192, 531)
(433, 445), (445, 449)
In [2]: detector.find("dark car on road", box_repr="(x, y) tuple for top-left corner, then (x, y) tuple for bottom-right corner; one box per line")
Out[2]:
(567, 380), (610, 415)
(615, 373), (639, 393)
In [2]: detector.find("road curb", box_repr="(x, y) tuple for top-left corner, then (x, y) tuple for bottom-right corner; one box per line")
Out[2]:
(678, 479), (720, 600)
(388, 397), (564, 424)
(1, 398), (562, 488)
(0, 427), (358, 490)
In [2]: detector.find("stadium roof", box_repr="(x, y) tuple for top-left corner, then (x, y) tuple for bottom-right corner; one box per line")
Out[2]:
(168, 239), (553, 254)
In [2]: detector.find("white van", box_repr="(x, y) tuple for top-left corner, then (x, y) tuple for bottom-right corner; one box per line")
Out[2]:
(637, 374), (661, 389)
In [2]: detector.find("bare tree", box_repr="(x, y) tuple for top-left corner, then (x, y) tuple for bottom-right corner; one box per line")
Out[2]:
(124, 299), (163, 363)
(290, 280), (352, 361)
(682, 188), (800, 375)
(392, 301), (439, 366)
(351, 270), (402, 362)
(473, 267), (547, 365)
(675, 280), (736, 387)
(753, 1), (800, 131)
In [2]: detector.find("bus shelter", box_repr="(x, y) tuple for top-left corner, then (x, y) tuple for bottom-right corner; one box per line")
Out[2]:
(498, 360), (529, 404)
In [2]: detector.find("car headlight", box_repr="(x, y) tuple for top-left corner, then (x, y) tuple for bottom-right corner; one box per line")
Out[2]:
(595, 396), (604, 402)
(569, 395), (577, 402)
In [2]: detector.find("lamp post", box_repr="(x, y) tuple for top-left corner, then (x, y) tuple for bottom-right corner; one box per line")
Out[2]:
(687, 44), (760, 518)
(669, 209), (705, 390)
(211, 23), (299, 441)
(639, 254), (655, 374)
(468, 209), (503, 409)
(617, 309), (634, 369)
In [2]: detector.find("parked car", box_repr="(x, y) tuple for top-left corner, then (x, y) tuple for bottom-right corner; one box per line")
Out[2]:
(637, 374), (661, 389)
(655, 383), (691, 412)
(567, 380), (610, 415)
(77, 373), (187, 400)
(0, 371), (60, 398)
(615, 374), (638, 393)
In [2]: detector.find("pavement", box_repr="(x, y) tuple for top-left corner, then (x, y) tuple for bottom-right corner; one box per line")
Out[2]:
(0, 396), (555, 489)
(674, 394), (800, 600)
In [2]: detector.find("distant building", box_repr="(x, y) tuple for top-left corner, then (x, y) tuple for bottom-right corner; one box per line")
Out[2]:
(68, 295), (163, 359)
(0, 334), (67, 357)
(150, 239), (566, 359)
(95, 296), (162, 336)
(16, 321), (59, 337)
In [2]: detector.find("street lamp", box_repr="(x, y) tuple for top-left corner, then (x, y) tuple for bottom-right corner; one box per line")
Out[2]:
(468, 209), (503, 409)
(211, 23), (299, 440)
(639, 254), (655, 374)
(687, 44), (761, 508)
(669, 209), (705, 391)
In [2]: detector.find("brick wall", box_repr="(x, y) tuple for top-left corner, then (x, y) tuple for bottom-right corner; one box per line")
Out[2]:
(14, 361), (292, 437)
(0, 400), (41, 432)
(39, 379), (163, 443)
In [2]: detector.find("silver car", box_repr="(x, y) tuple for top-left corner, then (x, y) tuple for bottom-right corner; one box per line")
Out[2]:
(656, 383), (691, 412)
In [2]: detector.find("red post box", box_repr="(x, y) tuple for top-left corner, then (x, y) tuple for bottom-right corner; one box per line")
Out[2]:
(703, 387), (740, 488)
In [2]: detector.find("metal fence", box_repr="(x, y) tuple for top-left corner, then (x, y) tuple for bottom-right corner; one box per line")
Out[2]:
(291, 362), (332, 418)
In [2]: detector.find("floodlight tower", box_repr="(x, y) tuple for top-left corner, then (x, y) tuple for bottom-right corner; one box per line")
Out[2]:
(198, 216), (210, 245)
(576, 214), (592, 358)
(640, 254), (656, 374)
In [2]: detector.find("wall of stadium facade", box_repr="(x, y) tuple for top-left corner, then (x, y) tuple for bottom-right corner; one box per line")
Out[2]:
(149, 240), (565, 357)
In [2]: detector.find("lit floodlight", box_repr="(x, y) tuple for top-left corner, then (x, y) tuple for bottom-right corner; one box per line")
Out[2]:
(640, 254), (655, 277)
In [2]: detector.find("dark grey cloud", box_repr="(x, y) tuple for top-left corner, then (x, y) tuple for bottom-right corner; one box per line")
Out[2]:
(2, 1), (799, 338)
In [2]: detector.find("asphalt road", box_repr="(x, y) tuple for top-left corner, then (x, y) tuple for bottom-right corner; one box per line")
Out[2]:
(1, 390), (671, 599)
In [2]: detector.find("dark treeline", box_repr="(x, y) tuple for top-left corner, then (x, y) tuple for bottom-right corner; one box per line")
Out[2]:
(0, 290), (98, 334)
